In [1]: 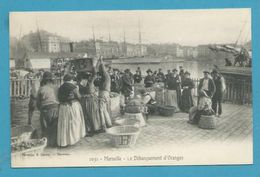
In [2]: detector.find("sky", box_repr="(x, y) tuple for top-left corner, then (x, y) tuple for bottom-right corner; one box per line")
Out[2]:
(9, 9), (251, 46)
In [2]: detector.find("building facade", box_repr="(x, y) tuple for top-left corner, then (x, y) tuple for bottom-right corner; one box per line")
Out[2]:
(21, 30), (71, 53)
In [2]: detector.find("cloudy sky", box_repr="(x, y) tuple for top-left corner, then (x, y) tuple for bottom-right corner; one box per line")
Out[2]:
(10, 8), (251, 46)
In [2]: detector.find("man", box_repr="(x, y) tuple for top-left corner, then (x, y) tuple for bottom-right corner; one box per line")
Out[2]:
(133, 70), (142, 84)
(110, 68), (121, 93)
(211, 69), (226, 117)
(121, 69), (134, 101)
(157, 68), (165, 83)
(144, 69), (155, 88)
(198, 70), (216, 105)
(165, 70), (171, 80)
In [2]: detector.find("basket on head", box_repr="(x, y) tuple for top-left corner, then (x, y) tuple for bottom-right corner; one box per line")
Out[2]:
(106, 126), (140, 148)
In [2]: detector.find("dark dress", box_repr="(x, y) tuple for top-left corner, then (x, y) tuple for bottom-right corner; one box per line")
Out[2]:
(212, 76), (224, 115)
(157, 72), (165, 82)
(121, 74), (133, 97)
(111, 74), (121, 93)
(133, 74), (142, 84)
(181, 78), (195, 112)
(144, 75), (155, 88)
(166, 74), (182, 107)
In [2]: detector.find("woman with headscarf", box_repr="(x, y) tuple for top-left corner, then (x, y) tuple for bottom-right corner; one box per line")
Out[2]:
(188, 90), (215, 124)
(57, 74), (86, 147)
(36, 71), (59, 147)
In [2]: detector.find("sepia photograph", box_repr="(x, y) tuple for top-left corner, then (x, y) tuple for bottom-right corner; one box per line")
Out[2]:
(9, 9), (252, 168)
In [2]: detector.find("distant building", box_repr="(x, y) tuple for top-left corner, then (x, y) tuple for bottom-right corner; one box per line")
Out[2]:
(119, 43), (147, 58)
(73, 40), (96, 57)
(147, 43), (178, 57)
(176, 45), (184, 58)
(197, 45), (213, 57)
(21, 30), (71, 53)
(95, 40), (120, 59)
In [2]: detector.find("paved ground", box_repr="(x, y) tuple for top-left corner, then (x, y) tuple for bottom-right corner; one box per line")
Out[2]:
(11, 99), (252, 154)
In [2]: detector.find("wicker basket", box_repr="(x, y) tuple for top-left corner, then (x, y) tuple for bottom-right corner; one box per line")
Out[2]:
(11, 138), (48, 158)
(124, 112), (146, 126)
(198, 115), (217, 129)
(114, 118), (141, 128)
(11, 125), (35, 145)
(106, 126), (140, 148)
(157, 106), (176, 117)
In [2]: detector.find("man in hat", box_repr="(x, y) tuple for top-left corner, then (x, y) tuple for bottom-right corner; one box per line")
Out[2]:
(110, 68), (122, 93)
(157, 68), (165, 83)
(211, 69), (226, 117)
(144, 69), (155, 88)
(198, 70), (216, 105)
(133, 70), (142, 84)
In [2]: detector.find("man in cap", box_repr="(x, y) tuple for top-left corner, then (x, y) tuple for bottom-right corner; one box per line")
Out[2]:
(144, 69), (155, 88)
(198, 70), (216, 105)
(211, 69), (226, 117)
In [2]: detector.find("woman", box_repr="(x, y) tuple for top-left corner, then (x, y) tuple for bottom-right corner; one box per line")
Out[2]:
(165, 69), (181, 111)
(78, 72), (92, 135)
(180, 71), (195, 112)
(188, 90), (215, 124)
(144, 69), (155, 88)
(98, 58), (112, 130)
(36, 71), (59, 147)
(79, 69), (102, 136)
(57, 74), (86, 147)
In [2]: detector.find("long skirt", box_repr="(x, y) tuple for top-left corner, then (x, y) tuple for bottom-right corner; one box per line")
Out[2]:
(181, 89), (194, 112)
(165, 89), (180, 111)
(83, 94), (102, 133)
(40, 104), (59, 147)
(57, 101), (86, 147)
(99, 91), (112, 129)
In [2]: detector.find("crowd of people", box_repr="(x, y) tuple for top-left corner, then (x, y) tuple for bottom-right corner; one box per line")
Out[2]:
(26, 59), (226, 148)
(33, 58), (113, 147)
